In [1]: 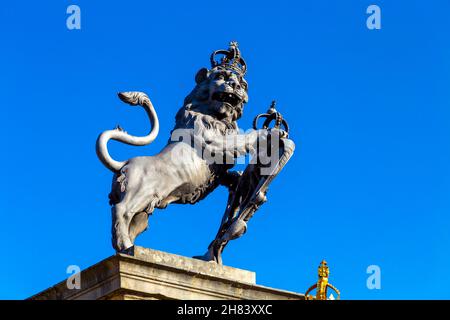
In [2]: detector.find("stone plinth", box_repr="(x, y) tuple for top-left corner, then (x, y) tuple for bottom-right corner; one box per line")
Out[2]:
(29, 246), (304, 300)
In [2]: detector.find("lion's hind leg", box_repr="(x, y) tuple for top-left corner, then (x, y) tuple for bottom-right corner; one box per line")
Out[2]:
(111, 202), (133, 252)
(128, 212), (149, 244)
(112, 183), (160, 252)
(128, 198), (159, 244)
(111, 187), (149, 252)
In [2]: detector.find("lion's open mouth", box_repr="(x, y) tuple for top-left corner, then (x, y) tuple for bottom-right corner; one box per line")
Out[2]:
(212, 92), (241, 107)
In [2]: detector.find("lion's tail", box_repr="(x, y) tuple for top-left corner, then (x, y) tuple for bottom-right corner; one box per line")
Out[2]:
(96, 92), (160, 173)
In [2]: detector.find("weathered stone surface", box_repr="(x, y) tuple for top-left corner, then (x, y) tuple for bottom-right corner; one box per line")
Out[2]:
(29, 247), (304, 300)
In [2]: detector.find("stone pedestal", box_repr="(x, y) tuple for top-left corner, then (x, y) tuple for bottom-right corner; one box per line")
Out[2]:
(29, 246), (304, 300)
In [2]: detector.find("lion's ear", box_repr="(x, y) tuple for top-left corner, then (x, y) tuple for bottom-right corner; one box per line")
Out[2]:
(195, 68), (209, 84)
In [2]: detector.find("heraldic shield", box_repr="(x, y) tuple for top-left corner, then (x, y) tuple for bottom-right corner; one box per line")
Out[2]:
(196, 101), (295, 264)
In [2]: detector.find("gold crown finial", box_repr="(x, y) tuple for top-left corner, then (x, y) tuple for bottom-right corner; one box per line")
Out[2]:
(305, 260), (340, 300)
(318, 260), (329, 277)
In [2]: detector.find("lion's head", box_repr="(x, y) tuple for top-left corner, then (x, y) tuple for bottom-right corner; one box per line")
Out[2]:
(183, 67), (248, 122)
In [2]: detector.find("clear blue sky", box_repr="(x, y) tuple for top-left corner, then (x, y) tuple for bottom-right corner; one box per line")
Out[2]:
(1, 1), (449, 299)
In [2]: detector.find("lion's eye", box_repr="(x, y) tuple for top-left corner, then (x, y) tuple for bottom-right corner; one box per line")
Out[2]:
(215, 74), (225, 80)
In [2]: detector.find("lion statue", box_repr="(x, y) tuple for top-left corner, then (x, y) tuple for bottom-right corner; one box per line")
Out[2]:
(96, 42), (270, 254)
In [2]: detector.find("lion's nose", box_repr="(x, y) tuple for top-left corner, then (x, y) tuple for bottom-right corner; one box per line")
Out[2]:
(228, 81), (240, 90)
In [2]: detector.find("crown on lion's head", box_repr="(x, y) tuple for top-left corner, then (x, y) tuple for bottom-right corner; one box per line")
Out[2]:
(210, 41), (247, 77)
(183, 42), (249, 122)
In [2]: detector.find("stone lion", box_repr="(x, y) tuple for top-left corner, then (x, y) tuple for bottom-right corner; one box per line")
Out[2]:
(96, 58), (268, 253)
